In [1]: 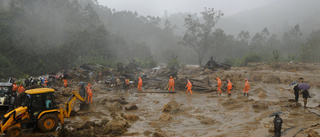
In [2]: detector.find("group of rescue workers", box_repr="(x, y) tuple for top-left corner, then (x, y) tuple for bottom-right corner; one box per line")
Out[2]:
(216, 77), (250, 97)
(12, 82), (25, 94)
(10, 70), (96, 104)
(133, 76), (250, 97)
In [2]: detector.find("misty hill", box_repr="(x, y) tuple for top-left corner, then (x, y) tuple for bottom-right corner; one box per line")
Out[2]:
(0, 0), (199, 78)
(218, 0), (320, 36)
(1, 0), (320, 79)
(87, 1), (198, 64)
(164, 0), (320, 37)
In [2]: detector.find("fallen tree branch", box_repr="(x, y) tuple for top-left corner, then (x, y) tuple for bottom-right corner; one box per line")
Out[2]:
(293, 123), (320, 137)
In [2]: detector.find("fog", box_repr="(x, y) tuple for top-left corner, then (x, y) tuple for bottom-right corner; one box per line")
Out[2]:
(1, 0), (320, 78)
(98, 0), (274, 17)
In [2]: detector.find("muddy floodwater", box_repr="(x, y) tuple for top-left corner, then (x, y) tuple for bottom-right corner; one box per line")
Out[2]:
(2, 63), (320, 137)
(64, 64), (320, 137)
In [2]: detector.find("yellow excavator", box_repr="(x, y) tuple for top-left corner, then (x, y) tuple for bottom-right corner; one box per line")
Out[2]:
(0, 88), (88, 136)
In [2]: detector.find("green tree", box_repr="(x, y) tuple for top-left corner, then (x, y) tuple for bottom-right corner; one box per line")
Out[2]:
(237, 31), (250, 45)
(301, 29), (320, 62)
(181, 8), (223, 66)
(273, 49), (280, 62)
(282, 24), (303, 60)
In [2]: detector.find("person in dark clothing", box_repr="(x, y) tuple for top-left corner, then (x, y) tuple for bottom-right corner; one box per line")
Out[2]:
(51, 74), (56, 84)
(25, 78), (30, 87)
(30, 77), (34, 85)
(9, 77), (13, 83)
(273, 114), (283, 137)
(293, 84), (300, 104)
(302, 90), (311, 107)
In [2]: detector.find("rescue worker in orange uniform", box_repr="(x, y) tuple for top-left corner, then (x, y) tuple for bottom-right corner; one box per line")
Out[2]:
(62, 71), (68, 87)
(227, 79), (232, 96)
(137, 77), (143, 92)
(86, 83), (91, 91)
(124, 79), (130, 91)
(168, 76), (175, 92)
(44, 78), (48, 87)
(244, 78), (250, 96)
(216, 77), (222, 94)
(12, 82), (18, 93)
(18, 84), (25, 94)
(86, 84), (93, 103)
(186, 79), (193, 94)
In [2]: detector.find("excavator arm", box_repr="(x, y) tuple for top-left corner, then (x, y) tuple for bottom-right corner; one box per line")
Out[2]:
(0, 106), (29, 135)
(58, 91), (86, 124)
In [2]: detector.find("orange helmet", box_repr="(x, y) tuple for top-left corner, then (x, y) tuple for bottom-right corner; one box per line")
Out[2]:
(88, 83), (91, 86)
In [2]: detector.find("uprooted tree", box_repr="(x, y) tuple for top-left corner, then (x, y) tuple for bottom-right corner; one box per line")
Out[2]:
(180, 8), (223, 66)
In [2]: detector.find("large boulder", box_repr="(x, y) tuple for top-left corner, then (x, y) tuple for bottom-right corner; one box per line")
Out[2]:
(162, 101), (180, 114)
(104, 116), (129, 136)
(124, 103), (138, 111)
(105, 102), (123, 112)
(121, 113), (139, 121)
(159, 113), (172, 121)
(76, 121), (96, 130)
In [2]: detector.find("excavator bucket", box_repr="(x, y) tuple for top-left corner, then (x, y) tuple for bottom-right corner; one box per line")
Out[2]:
(80, 102), (89, 111)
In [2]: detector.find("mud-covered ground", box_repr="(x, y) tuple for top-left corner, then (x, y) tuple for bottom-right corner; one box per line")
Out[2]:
(2, 63), (320, 137)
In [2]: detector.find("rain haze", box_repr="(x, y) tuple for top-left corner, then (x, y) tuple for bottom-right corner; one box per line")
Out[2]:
(98, 0), (274, 16)
(1, 0), (320, 136)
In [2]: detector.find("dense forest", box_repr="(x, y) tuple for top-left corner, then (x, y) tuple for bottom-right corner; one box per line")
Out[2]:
(0, 0), (320, 79)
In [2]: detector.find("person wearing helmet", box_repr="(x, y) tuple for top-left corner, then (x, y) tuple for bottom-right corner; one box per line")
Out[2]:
(244, 78), (250, 97)
(216, 77), (222, 94)
(186, 79), (193, 94)
(86, 83), (91, 92)
(124, 78), (130, 91)
(168, 76), (175, 92)
(44, 78), (48, 87)
(12, 82), (18, 93)
(137, 77), (143, 92)
(87, 84), (92, 103)
(227, 79), (232, 96)
(18, 84), (25, 94)
(62, 71), (68, 87)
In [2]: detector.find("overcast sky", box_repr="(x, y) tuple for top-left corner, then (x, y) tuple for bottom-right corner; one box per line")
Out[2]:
(98, 0), (275, 17)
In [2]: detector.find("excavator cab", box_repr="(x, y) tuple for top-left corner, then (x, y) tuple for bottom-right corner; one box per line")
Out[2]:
(23, 88), (60, 133)
(25, 92), (57, 119)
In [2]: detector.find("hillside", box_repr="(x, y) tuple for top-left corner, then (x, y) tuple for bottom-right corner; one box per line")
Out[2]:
(218, 0), (320, 36)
